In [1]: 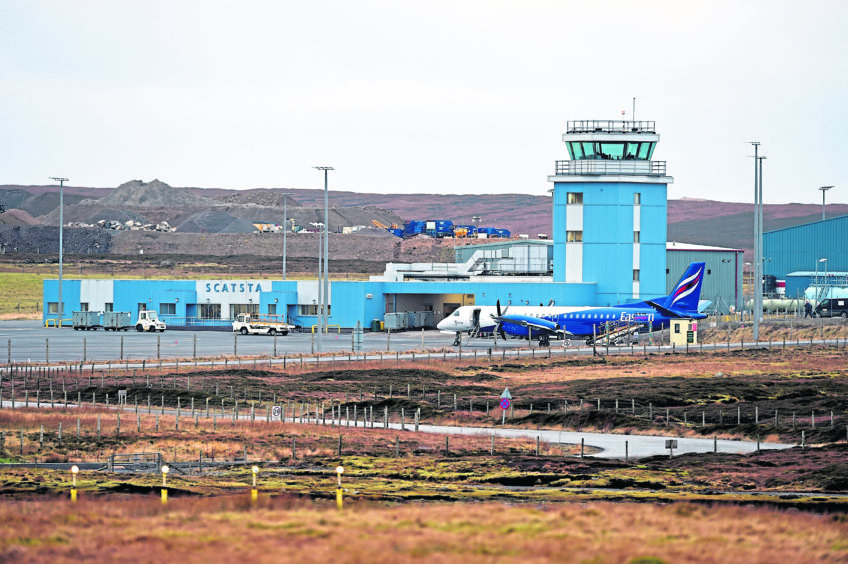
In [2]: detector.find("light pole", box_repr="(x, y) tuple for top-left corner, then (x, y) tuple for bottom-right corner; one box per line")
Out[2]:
(314, 166), (333, 347)
(472, 215), (481, 236)
(50, 177), (68, 328)
(310, 221), (324, 351)
(757, 155), (766, 325)
(819, 186), (834, 221)
(749, 142), (760, 340)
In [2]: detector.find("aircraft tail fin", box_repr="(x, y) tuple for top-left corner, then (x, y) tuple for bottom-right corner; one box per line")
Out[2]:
(662, 262), (705, 313)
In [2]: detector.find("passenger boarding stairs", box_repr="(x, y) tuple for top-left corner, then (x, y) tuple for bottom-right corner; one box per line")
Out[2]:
(587, 321), (643, 346)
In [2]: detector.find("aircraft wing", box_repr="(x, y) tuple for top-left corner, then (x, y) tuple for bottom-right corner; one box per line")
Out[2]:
(494, 315), (563, 334)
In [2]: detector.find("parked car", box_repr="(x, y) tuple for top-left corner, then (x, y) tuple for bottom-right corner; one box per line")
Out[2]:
(814, 298), (848, 318)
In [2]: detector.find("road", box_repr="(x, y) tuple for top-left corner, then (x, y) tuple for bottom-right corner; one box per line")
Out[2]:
(0, 320), (834, 366)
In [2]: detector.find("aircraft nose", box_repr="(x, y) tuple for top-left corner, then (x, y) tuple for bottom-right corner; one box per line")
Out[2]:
(436, 318), (447, 330)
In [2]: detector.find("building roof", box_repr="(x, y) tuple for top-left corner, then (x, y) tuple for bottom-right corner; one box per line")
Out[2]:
(765, 214), (848, 235)
(785, 271), (848, 277)
(666, 241), (743, 252)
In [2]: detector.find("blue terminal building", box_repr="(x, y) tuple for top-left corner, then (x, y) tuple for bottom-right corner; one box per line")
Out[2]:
(43, 119), (676, 330)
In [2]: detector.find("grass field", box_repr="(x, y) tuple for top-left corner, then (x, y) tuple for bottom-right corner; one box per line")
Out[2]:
(2, 498), (846, 563)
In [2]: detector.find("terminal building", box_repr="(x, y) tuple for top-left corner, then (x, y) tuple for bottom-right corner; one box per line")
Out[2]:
(43, 119), (741, 329)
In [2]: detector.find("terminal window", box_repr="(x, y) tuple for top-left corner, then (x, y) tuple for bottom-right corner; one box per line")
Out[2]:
(566, 230), (583, 242)
(633, 269), (640, 281)
(230, 303), (258, 318)
(298, 304), (331, 316)
(200, 303), (221, 319)
(633, 231), (640, 243)
(634, 192), (641, 205)
(567, 192), (583, 205)
(47, 302), (58, 314)
(160, 303), (176, 315)
(79, 303), (89, 312)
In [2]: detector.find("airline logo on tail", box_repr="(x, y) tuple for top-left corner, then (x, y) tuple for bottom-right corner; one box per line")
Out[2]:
(663, 262), (705, 313)
(669, 266), (703, 309)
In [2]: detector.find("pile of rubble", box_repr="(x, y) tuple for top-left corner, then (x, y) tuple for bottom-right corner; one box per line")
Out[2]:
(66, 219), (176, 232)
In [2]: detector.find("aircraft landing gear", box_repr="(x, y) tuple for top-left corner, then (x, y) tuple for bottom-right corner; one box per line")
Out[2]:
(539, 335), (550, 348)
(452, 332), (461, 347)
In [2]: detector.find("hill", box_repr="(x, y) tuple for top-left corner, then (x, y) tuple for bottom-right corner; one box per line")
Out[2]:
(3, 182), (848, 259)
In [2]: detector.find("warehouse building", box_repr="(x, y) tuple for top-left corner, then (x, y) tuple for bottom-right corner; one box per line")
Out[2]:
(665, 242), (743, 314)
(764, 215), (848, 279)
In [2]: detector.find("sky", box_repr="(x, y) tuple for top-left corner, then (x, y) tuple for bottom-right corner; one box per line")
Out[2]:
(1, 0), (846, 204)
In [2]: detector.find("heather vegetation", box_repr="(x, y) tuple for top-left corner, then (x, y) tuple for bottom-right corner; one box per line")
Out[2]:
(1, 347), (847, 560)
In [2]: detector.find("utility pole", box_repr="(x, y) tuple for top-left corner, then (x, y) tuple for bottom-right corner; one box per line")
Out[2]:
(50, 177), (68, 328)
(749, 142), (760, 341)
(819, 186), (833, 221)
(314, 167), (333, 351)
(757, 155), (766, 327)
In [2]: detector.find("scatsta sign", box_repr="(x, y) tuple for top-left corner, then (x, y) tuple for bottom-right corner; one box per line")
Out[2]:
(204, 282), (264, 293)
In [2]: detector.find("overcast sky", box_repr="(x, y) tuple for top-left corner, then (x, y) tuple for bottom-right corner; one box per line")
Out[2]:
(1, 0), (845, 204)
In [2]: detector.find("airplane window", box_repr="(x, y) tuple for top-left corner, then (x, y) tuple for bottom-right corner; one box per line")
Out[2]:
(452, 310), (460, 317)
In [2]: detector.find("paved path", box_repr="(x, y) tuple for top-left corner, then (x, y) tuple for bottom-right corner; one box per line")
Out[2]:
(2, 399), (795, 460)
(382, 421), (793, 459)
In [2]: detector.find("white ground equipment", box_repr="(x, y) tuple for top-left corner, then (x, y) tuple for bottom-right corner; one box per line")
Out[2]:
(135, 310), (167, 332)
(232, 313), (293, 336)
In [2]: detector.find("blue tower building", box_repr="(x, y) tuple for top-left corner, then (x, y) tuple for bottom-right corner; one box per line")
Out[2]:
(549, 120), (673, 306)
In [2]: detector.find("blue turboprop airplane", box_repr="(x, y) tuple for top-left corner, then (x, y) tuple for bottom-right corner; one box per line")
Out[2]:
(437, 262), (707, 347)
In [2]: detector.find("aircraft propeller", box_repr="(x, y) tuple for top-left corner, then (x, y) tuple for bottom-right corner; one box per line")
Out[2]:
(495, 299), (507, 341)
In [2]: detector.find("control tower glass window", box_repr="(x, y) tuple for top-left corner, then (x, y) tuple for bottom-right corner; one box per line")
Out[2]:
(569, 141), (656, 160)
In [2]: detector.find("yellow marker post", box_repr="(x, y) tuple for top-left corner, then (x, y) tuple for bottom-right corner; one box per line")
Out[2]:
(161, 465), (169, 505)
(70, 465), (79, 502)
(335, 466), (344, 511)
(251, 466), (259, 503)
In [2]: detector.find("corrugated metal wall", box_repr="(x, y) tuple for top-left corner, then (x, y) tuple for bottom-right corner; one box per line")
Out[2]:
(764, 216), (848, 279)
(666, 250), (743, 314)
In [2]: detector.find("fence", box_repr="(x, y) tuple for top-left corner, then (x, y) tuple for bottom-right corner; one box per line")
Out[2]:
(2, 365), (846, 439)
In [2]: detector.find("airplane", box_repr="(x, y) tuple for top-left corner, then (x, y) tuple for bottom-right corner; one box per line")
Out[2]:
(437, 262), (707, 347)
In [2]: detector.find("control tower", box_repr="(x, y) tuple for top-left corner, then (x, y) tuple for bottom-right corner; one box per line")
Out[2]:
(548, 120), (673, 305)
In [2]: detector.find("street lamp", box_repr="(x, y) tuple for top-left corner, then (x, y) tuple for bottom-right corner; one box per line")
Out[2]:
(748, 142), (761, 340)
(757, 155), (766, 325)
(49, 177), (68, 328)
(819, 186), (834, 221)
(313, 166), (333, 352)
